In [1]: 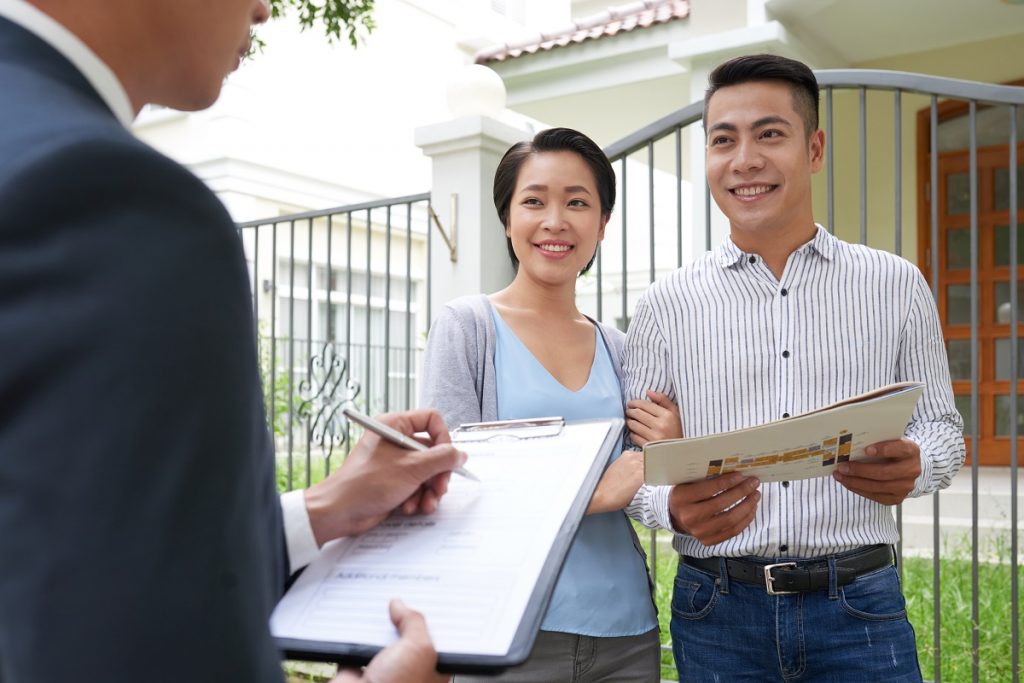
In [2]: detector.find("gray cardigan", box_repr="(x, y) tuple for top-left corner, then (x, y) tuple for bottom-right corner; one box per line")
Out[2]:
(419, 294), (627, 427)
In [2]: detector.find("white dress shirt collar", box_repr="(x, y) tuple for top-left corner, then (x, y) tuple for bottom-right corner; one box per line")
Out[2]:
(0, 0), (134, 127)
(716, 224), (836, 268)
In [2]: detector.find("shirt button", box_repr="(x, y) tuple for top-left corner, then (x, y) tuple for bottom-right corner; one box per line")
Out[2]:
(782, 350), (790, 358)
(781, 288), (788, 296)
(782, 480), (790, 487)
(783, 412), (790, 418)
(748, 256), (757, 264)
(780, 544), (789, 553)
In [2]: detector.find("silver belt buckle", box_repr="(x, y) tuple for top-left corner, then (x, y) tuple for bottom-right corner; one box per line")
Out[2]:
(763, 562), (798, 595)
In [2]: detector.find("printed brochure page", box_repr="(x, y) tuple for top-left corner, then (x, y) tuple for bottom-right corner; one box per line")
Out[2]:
(643, 382), (925, 485)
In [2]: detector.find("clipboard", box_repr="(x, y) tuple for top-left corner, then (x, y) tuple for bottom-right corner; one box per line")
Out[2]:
(452, 416), (565, 442)
(270, 417), (624, 674)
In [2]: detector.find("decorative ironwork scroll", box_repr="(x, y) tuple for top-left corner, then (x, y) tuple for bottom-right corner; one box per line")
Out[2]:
(297, 342), (361, 460)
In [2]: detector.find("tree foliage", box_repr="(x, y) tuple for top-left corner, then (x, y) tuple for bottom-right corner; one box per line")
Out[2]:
(266, 0), (376, 48)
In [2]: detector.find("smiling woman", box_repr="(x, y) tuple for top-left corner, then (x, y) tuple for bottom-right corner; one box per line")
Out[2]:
(420, 128), (683, 682)
(492, 128), (616, 277)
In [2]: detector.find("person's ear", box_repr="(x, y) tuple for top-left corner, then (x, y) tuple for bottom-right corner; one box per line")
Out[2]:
(598, 214), (609, 242)
(809, 129), (825, 173)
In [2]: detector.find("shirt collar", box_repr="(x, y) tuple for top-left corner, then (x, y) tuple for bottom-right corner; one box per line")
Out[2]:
(0, 0), (134, 128)
(715, 224), (836, 268)
(716, 237), (747, 268)
(800, 224), (837, 261)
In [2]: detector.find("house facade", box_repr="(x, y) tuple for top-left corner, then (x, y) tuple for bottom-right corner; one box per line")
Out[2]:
(479, 0), (1024, 467)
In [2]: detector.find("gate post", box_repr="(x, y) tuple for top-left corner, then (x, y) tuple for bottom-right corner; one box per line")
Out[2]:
(416, 115), (529, 322)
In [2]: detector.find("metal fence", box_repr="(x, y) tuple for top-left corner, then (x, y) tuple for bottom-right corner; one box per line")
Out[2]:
(236, 193), (433, 489)
(595, 70), (1024, 682)
(239, 69), (1023, 681)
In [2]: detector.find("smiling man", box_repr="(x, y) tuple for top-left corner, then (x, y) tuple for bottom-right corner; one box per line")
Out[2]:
(623, 54), (965, 681)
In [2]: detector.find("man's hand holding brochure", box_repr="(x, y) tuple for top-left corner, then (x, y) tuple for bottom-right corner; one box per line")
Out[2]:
(643, 382), (926, 486)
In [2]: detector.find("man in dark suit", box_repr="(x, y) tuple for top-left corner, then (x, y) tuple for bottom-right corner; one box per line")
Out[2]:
(0, 2), (463, 681)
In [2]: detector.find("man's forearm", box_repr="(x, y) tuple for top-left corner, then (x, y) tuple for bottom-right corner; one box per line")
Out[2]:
(905, 418), (966, 496)
(625, 483), (675, 531)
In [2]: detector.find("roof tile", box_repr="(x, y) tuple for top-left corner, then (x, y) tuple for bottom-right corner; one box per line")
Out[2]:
(475, 0), (689, 64)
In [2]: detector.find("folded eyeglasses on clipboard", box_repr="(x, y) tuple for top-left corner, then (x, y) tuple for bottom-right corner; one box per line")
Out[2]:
(451, 416), (565, 442)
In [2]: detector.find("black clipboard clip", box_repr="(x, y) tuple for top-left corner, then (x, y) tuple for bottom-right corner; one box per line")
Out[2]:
(452, 416), (565, 443)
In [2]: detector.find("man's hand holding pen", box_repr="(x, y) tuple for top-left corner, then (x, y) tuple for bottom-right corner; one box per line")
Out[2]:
(303, 408), (470, 544)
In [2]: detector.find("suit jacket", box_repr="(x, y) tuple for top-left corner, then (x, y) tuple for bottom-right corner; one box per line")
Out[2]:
(0, 17), (286, 682)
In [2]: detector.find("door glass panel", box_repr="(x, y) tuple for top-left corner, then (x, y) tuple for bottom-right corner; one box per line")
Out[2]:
(995, 394), (1024, 437)
(946, 172), (971, 215)
(947, 284), (971, 325)
(946, 228), (971, 270)
(954, 394), (973, 435)
(994, 224), (1024, 267)
(938, 105), (1024, 152)
(996, 337), (1024, 380)
(994, 281), (1024, 323)
(994, 165), (1024, 211)
(947, 339), (972, 380)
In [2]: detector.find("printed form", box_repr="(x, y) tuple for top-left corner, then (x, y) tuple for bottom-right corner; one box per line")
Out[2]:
(270, 420), (618, 658)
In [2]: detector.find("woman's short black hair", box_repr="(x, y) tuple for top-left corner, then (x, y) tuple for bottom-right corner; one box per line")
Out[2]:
(492, 127), (615, 274)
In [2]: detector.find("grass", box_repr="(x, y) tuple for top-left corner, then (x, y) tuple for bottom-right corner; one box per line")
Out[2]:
(283, 661), (337, 682)
(904, 534), (1024, 682)
(276, 452), (335, 492)
(643, 530), (681, 679)
(636, 525), (1024, 682)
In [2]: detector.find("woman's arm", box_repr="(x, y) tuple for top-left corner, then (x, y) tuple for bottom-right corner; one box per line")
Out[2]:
(586, 450), (645, 514)
(418, 304), (485, 427)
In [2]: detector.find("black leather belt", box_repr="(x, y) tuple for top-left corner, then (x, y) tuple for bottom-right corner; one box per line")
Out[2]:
(682, 544), (894, 595)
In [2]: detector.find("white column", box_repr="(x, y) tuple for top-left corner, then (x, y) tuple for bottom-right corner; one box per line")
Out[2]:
(415, 115), (530, 320)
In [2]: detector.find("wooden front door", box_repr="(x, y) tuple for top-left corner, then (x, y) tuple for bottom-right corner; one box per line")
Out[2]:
(919, 99), (1023, 464)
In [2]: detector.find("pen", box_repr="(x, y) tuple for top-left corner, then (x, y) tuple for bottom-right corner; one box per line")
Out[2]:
(342, 407), (480, 482)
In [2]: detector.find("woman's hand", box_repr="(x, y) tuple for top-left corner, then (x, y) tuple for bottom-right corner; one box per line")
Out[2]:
(586, 450), (644, 514)
(626, 390), (682, 446)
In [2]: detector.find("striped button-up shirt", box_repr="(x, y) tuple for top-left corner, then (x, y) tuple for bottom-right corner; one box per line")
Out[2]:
(624, 226), (965, 558)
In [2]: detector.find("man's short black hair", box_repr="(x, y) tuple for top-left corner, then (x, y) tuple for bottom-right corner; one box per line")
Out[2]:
(703, 54), (820, 138)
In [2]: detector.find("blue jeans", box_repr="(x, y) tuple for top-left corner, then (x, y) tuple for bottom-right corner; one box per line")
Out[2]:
(669, 555), (923, 682)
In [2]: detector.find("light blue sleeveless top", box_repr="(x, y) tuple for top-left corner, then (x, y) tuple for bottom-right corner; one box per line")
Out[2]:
(491, 308), (658, 636)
